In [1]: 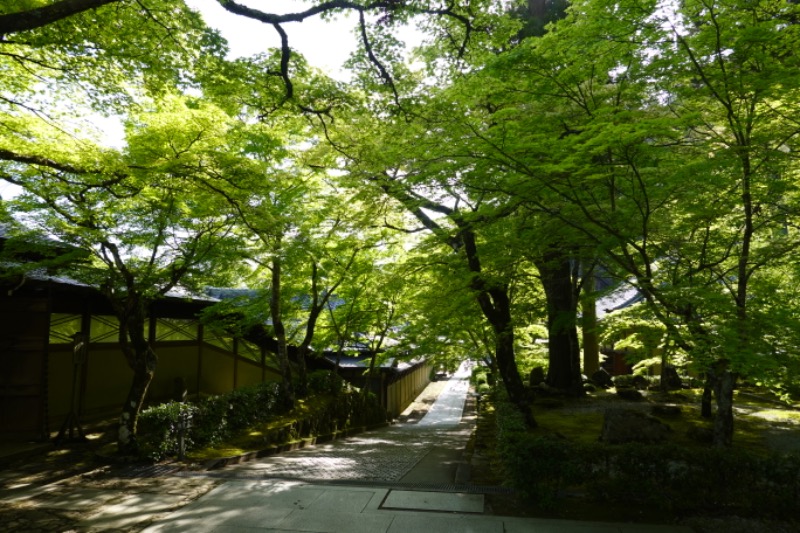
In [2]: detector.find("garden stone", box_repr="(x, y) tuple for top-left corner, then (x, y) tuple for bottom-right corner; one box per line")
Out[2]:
(632, 375), (649, 390)
(600, 408), (672, 444)
(616, 387), (644, 401)
(529, 366), (545, 386)
(591, 368), (613, 388)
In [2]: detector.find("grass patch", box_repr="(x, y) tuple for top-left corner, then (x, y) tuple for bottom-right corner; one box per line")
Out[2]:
(483, 387), (800, 523)
(528, 388), (790, 455)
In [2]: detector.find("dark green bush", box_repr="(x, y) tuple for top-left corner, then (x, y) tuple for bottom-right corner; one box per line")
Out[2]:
(192, 394), (230, 448)
(138, 381), (385, 462)
(471, 366), (490, 386)
(138, 402), (198, 461)
(307, 370), (345, 396)
(226, 381), (283, 431)
(491, 392), (800, 517)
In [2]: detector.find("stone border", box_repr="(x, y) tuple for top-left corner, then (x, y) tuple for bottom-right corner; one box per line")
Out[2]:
(202, 421), (391, 470)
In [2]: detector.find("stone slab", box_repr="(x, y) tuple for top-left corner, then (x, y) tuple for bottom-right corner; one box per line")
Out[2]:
(277, 509), (394, 533)
(306, 488), (377, 513)
(381, 490), (484, 513)
(387, 513), (503, 533)
(501, 518), (617, 533)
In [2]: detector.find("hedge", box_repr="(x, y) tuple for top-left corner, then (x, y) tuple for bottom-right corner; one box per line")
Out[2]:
(492, 391), (800, 517)
(138, 372), (385, 461)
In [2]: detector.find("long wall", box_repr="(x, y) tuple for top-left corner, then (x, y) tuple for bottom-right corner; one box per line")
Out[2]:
(386, 363), (431, 418)
(46, 340), (281, 426)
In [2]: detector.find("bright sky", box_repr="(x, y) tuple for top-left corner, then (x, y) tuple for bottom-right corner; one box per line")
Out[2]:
(184, 0), (421, 78)
(1, 1), (422, 201)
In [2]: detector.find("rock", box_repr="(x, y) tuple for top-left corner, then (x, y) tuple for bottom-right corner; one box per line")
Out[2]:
(632, 375), (649, 390)
(529, 366), (545, 386)
(591, 368), (613, 388)
(600, 408), (672, 444)
(613, 374), (635, 388)
(583, 383), (597, 393)
(616, 387), (644, 401)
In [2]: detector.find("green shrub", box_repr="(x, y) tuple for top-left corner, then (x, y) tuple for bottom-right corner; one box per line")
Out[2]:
(192, 394), (230, 447)
(471, 366), (490, 386)
(225, 381), (283, 432)
(138, 402), (198, 461)
(476, 383), (491, 395)
(491, 392), (800, 517)
(307, 370), (345, 396)
(138, 381), (386, 462)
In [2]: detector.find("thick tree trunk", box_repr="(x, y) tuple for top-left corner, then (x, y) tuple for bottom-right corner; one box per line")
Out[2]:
(536, 251), (583, 396)
(115, 301), (157, 454)
(713, 370), (736, 447)
(495, 324), (536, 426)
(0, 0), (120, 35)
(295, 346), (309, 398)
(118, 360), (154, 454)
(270, 253), (295, 410)
(486, 285), (536, 427)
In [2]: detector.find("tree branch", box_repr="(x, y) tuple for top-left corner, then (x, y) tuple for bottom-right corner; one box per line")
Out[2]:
(0, 0), (120, 36)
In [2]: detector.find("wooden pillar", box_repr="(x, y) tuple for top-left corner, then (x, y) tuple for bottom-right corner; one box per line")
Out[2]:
(233, 337), (239, 390)
(196, 324), (204, 398)
(76, 303), (91, 421)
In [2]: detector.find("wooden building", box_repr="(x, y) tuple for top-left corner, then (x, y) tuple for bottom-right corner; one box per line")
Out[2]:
(0, 275), (281, 442)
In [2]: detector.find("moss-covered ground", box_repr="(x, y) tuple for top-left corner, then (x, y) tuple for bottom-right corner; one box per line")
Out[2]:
(186, 395), (337, 463)
(468, 387), (800, 532)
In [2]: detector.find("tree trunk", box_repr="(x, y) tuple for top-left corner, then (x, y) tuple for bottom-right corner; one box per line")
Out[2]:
(495, 323), (536, 427)
(118, 360), (154, 454)
(270, 252), (295, 410)
(295, 345), (309, 398)
(374, 179), (534, 426)
(701, 386), (714, 417)
(581, 292), (600, 376)
(115, 299), (156, 454)
(713, 370), (736, 447)
(462, 230), (535, 426)
(536, 251), (583, 396)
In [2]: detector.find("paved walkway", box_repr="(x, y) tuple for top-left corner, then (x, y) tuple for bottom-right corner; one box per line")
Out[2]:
(0, 362), (694, 532)
(141, 362), (692, 532)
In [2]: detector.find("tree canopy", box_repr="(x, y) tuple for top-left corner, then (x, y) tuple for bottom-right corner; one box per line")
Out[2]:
(2, 0), (800, 450)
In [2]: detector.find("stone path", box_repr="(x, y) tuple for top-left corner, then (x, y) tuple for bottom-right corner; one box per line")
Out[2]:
(0, 362), (694, 532)
(220, 361), (474, 484)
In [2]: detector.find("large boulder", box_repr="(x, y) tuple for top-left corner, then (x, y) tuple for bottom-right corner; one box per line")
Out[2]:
(600, 408), (672, 444)
(591, 368), (613, 389)
(615, 387), (644, 401)
(529, 366), (546, 387)
(632, 375), (649, 390)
